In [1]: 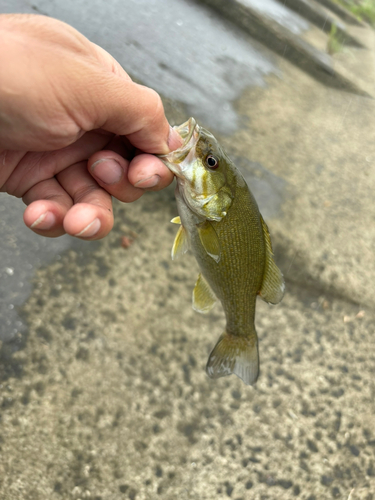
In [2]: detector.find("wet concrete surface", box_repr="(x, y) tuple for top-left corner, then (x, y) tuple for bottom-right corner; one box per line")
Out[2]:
(241, 0), (309, 34)
(1, 1), (375, 499)
(31, 0), (278, 134)
(0, 197), (95, 344)
(1, 191), (374, 500)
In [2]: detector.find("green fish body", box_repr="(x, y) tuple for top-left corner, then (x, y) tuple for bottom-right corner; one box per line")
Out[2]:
(160, 118), (284, 385)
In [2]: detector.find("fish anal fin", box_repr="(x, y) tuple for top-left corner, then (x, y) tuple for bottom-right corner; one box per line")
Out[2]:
(206, 332), (259, 386)
(192, 273), (217, 314)
(259, 216), (285, 304)
(171, 225), (189, 260)
(197, 221), (221, 263)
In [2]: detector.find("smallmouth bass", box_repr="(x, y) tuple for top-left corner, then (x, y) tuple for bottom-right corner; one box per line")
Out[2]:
(159, 118), (284, 385)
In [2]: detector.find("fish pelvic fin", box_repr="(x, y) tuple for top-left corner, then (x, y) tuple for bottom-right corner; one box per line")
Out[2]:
(206, 331), (259, 386)
(171, 224), (189, 260)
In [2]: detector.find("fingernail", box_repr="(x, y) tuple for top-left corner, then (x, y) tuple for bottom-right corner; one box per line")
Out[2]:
(91, 159), (123, 185)
(30, 211), (56, 230)
(134, 175), (160, 189)
(74, 218), (101, 238)
(167, 126), (183, 151)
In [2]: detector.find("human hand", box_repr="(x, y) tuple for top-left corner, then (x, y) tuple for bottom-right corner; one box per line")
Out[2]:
(0, 14), (181, 239)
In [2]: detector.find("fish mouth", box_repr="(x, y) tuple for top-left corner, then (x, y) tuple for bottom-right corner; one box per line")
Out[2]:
(159, 117), (200, 178)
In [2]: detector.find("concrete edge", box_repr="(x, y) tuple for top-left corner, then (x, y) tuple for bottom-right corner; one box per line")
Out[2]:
(199, 0), (372, 98)
(314, 0), (367, 26)
(278, 0), (365, 48)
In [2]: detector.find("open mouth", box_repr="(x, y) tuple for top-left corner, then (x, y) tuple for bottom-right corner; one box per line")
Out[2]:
(159, 117), (200, 177)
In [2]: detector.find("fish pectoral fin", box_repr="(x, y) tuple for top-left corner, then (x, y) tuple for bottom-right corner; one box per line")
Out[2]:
(170, 216), (181, 224)
(259, 216), (285, 304)
(171, 224), (189, 260)
(192, 273), (217, 314)
(206, 331), (259, 386)
(197, 221), (221, 263)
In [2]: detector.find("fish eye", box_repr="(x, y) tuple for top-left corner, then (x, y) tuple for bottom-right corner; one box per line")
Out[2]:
(205, 154), (219, 170)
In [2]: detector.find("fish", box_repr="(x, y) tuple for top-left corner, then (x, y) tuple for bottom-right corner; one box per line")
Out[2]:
(159, 118), (284, 385)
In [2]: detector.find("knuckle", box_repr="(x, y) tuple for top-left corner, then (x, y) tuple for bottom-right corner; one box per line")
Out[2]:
(73, 184), (101, 204)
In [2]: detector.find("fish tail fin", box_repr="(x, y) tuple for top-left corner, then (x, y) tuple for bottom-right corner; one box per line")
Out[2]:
(206, 330), (259, 386)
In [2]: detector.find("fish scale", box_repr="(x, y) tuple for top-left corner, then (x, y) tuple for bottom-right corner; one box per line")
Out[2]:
(213, 196), (264, 331)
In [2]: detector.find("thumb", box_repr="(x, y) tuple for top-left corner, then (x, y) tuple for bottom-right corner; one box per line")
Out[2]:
(83, 70), (182, 154)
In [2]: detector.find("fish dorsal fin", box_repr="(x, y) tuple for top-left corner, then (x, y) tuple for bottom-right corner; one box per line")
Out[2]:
(259, 216), (285, 304)
(192, 273), (217, 314)
(171, 225), (189, 260)
(170, 216), (181, 224)
(197, 221), (221, 263)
